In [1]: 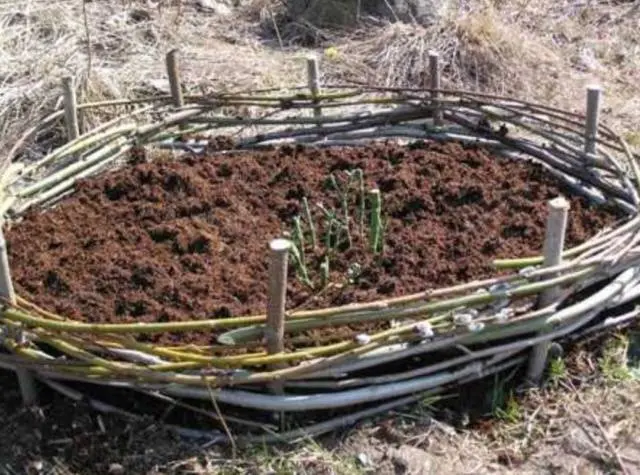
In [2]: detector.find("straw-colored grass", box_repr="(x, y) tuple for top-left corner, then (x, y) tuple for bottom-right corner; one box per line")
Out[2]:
(1, 0), (639, 162)
(0, 1), (306, 160)
(268, 0), (640, 134)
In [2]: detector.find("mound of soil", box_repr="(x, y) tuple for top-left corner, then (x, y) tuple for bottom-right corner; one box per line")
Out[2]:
(5, 141), (622, 346)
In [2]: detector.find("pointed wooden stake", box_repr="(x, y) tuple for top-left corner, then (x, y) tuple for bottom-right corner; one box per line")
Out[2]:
(527, 197), (570, 384)
(62, 76), (80, 142)
(429, 51), (443, 126)
(166, 49), (184, 108)
(584, 85), (602, 155)
(265, 238), (291, 360)
(306, 56), (322, 122)
(0, 227), (38, 405)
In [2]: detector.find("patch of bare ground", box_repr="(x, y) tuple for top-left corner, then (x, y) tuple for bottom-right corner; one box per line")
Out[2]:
(0, 333), (638, 474)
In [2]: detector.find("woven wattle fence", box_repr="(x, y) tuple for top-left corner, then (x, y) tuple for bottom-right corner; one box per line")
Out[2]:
(0, 52), (638, 444)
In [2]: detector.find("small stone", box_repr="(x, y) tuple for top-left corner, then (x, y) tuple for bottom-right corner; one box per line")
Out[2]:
(108, 463), (125, 474)
(494, 308), (511, 323)
(29, 460), (44, 472)
(356, 453), (370, 466)
(413, 321), (434, 338)
(467, 321), (485, 332)
(388, 445), (434, 474)
(355, 334), (371, 345)
(453, 312), (473, 326)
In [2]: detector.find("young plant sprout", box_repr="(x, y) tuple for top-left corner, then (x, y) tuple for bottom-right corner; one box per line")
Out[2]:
(368, 188), (383, 254)
(287, 169), (386, 290)
(292, 216), (305, 262)
(302, 197), (317, 249)
(320, 256), (330, 288)
(289, 240), (313, 289)
(354, 169), (365, 236)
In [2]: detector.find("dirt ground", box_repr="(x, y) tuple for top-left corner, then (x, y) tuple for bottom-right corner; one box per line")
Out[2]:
(0, 341), (638, 475)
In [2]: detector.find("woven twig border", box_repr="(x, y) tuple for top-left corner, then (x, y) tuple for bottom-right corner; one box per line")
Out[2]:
(0, 54), (639, 441)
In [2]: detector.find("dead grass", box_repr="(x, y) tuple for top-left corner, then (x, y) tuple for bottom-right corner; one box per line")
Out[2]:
(1, 0), (639, 155)
(272, 0), (640, 134)
(321, 3), (560, 95)
(0, 1), (307, 156)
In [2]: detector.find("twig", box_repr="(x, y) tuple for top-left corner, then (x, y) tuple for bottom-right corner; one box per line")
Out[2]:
(269, 8), (284, 50)
(82, 0), (93, 79)
(205, 381), (237, 459)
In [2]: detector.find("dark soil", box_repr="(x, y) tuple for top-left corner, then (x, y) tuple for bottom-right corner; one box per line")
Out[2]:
(6, 141), (623, 346)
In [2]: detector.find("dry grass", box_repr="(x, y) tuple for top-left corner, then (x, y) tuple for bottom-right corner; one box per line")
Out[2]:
(320, 2), (561, 95)
(1, 0), (639, 155)
(0, 0), (307, 156)
(271, 0), (640, 134)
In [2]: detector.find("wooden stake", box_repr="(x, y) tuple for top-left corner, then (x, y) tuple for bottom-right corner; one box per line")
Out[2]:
(62, 76), (79, 142)
(306, 56), (322, 122)
(166, 49), (184, 108)
(526, 197), (570, 384)
(584, 85), (602, 155)
(265, 239), (291, 358)
(265, 238), (291, 403)
(429, 51), (443, 126)
(0, 227), (38, 405)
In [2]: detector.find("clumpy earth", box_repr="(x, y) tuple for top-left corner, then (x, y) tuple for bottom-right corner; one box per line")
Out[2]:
(5, 141), (623, 346)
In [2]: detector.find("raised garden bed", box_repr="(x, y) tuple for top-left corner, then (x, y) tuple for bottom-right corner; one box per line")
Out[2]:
(6, 141), (621, 351)
(1, 77), (639, 443)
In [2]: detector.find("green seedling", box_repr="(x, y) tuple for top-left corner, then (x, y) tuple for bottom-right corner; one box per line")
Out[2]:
(368, 188), (383, 254)
(302, 196), (317, 249)
(287, 170), (385, 290)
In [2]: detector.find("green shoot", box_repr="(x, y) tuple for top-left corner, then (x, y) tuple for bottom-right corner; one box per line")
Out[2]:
(379, 218), (388, 255)
(289, 241), (313, 289)
(325, 218), (336, 254)
(548, 357), (567, 385)
(302, 197), (317, 249)
(320, 256), (330, 288)
(495, 394), (521, 424)
(368, 189), (383, 254)
(287, 170), (385, 291)
(599, 334), (633, 382)
(341, 188), (352, 248)
(354, 169), (365, 236)
(317, 202), (337, 221)
(292, 216), (305, 262)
